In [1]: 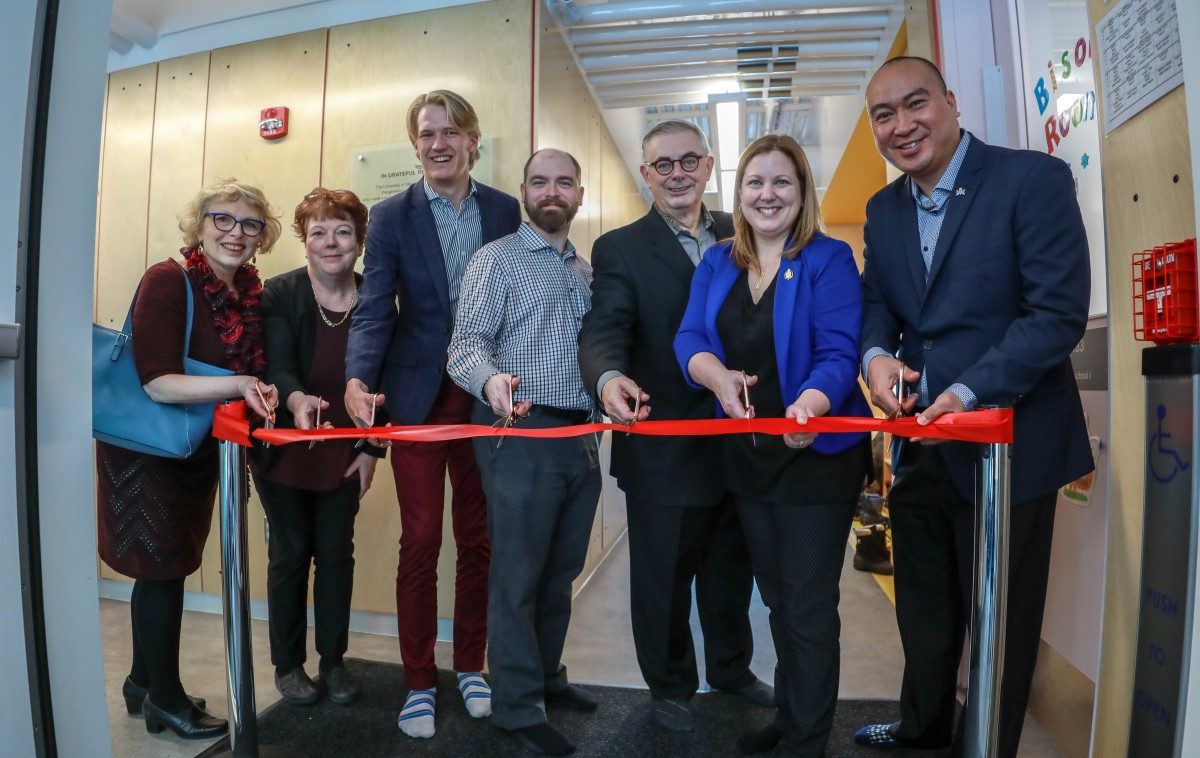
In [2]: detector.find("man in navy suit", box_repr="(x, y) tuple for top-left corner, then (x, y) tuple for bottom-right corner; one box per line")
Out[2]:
(345, 90), (521, 739)
(854, 57), (1092, 757)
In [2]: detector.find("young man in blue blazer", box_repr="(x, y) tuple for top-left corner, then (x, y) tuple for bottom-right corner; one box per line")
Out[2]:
(855, 57), (1092, 757)
(344, 90), (520, 739)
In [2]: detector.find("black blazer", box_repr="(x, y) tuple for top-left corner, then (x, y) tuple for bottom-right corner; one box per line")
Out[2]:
(345, 181), (521, 424)
(261, 265), (384, 457)
(861, 133), (1092, 503)
(579, 208), (734, 507)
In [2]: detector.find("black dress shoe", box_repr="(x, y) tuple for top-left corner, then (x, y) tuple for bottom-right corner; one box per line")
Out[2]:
(545, 683), (597, 712)
(504, 721), (576, 755)
(142, 696), (228, 740)
(275, 667), (321, 705)
(122, 677), (205, 715)
(716, 678), (775, 708)
(651, 697), (695, 732)
(736, 721), (785, 755)
(322, 666), (361, 706)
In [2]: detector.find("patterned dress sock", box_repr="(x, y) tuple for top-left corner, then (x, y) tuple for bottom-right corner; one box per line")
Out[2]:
(456, 672), (492, 718)
(397, 688), (436, 739)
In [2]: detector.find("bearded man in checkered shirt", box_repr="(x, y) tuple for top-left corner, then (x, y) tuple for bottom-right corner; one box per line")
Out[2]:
(448, 148), (600, 757)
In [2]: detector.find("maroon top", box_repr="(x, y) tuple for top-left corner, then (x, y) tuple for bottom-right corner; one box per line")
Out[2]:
(261, 312), (358, 491)
(96, 259), (242, 580)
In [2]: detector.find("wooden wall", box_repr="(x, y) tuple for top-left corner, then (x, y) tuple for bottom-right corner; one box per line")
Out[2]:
(94, 0), (550, 617)
(1084, 0), (1196, 753)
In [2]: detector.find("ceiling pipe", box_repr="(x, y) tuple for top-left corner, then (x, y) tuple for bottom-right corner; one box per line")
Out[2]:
(580, 41), (878, 71)
(597, 79), (863, 100)
(588, 65), (867, 86)
(601, 86), (860, 109)
(573, 30), (880, 55)
(556, 0), (900, 27)
(110, 8), (159, 49)
(568, 11), (890, 45)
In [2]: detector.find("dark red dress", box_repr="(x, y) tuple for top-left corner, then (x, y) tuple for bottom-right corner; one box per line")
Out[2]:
(96, 260), (233, 580)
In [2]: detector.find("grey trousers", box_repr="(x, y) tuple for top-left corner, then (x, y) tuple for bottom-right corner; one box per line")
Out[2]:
(472, 403), (602, 729)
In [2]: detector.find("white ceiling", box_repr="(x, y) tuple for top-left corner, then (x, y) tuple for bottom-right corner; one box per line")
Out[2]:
(109, 0), (901, 205)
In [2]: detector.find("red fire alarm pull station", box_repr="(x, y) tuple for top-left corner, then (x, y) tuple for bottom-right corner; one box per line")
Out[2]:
(259, 107), (289, 140)
(1133, 239), (1199, 344)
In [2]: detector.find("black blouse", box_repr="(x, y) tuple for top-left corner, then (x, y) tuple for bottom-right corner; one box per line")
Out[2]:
(717, 270), (868, 505)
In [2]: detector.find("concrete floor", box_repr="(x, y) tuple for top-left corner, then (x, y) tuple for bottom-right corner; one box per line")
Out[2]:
(99, 536), (1061, 757)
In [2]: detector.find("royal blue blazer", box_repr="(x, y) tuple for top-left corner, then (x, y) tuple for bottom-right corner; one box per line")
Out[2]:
(674, 234), (871, 455)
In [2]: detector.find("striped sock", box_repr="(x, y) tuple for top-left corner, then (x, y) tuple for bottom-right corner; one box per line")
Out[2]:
(397, 688), (436, 738)
(456, 671), (492, 718)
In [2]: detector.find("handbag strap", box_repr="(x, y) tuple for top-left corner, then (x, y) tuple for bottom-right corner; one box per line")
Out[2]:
(120, 260), (197, 360)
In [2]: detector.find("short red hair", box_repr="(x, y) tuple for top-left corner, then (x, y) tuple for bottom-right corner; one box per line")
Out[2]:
(292, 187), (369, 242)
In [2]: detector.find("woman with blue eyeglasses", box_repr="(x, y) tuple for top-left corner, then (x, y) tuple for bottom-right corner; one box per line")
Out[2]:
(96, 179), (280, 740)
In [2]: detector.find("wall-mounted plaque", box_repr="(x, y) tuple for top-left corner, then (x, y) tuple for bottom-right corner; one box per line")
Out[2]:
(348, 137), (496, 207)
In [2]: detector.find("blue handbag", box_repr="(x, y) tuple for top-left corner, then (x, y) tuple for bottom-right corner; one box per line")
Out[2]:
(93, 261), (234, 458)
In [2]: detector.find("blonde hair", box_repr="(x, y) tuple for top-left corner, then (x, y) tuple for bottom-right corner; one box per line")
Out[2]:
(730, 134), (822, 272)
(406, 90), (482, 168)
(178, 178), (282, 253)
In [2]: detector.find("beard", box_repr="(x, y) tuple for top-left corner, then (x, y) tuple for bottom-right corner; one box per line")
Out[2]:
(523, 197), (578, 234)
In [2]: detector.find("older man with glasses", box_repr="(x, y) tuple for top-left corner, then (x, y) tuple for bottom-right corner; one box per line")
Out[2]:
(579, 119), (771, 734)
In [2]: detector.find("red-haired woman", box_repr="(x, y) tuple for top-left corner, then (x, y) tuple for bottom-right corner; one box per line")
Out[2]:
(252, 187), (386, 708)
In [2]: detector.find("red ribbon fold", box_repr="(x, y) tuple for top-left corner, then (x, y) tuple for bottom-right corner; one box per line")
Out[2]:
(212, 402), (1013, 448)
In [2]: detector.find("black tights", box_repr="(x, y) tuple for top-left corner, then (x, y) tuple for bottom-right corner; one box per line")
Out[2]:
(129, 577), (189, 711)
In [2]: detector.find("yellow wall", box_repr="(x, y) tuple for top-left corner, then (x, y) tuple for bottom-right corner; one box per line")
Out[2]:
(93, 0), (609, 618)
(1086, 2), (1196, 754)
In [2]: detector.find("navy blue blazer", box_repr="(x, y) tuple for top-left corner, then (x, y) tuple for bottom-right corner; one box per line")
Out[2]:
(674, 234), (871, 455)
(345, 180), (521, 424)
(860, 133), (1092, 503)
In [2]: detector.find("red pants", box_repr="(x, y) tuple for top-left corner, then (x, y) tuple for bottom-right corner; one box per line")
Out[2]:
(390, 377), (490, 689)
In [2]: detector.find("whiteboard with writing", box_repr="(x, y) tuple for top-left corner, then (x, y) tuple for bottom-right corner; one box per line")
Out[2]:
(1015, 0), (1107, 316)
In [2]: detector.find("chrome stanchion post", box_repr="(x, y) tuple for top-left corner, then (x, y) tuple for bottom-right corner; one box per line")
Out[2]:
(965, 434), (1011, 758)
(218, 437), (258, 757)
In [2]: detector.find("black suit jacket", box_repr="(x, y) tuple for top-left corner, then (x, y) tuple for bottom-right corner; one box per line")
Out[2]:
(579, 208), (734, 507)
(861, 133), (1092, 503)
(261, 266), (385, 457)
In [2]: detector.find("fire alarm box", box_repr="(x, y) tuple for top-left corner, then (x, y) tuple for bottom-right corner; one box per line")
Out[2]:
(259, 107), (288, 140)
(1132, 239), (1199, 344)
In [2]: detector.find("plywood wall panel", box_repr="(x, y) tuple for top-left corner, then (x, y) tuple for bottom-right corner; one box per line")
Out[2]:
(322, 0), (534, 199)
(146, 53), (211, 263)
(204, 30), (328, 280)
(95, 64), (157, 327)
(1085, 0), (1195, 752)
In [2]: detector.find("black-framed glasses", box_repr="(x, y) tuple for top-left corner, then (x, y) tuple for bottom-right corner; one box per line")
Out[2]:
(205, 212), (266, 237)
(644, 154), (704, 176)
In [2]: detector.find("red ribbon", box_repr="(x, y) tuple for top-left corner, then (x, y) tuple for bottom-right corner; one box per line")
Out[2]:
(213, 402), (1013, 448)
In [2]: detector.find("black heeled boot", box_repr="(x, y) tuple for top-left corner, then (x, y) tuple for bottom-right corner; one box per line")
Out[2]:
(122, 677), (206, 715)
(142, 696), (228, 739)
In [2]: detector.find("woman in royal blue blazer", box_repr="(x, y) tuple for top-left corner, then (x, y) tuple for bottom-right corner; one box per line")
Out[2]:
(674, 134), (871, 756)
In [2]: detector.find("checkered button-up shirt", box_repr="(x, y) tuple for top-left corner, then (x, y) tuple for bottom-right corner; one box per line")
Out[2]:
(424, 178), (483, 315)
(448, 222), (595, 412)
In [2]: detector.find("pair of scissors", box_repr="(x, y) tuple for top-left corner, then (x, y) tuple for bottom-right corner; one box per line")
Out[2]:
(254, 381), (276, 448)
(351, 394), (380, 450)
(308, 396), (323, 449)
(741, 371), (756, 448)
(625, 393), (640, 437)
(492, 378), (520, 450)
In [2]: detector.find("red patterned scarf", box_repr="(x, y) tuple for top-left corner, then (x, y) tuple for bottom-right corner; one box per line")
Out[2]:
(181, 246), (267, 378)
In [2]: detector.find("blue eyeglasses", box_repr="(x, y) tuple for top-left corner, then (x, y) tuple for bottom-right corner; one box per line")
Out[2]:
(205, 212), (266, 237)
